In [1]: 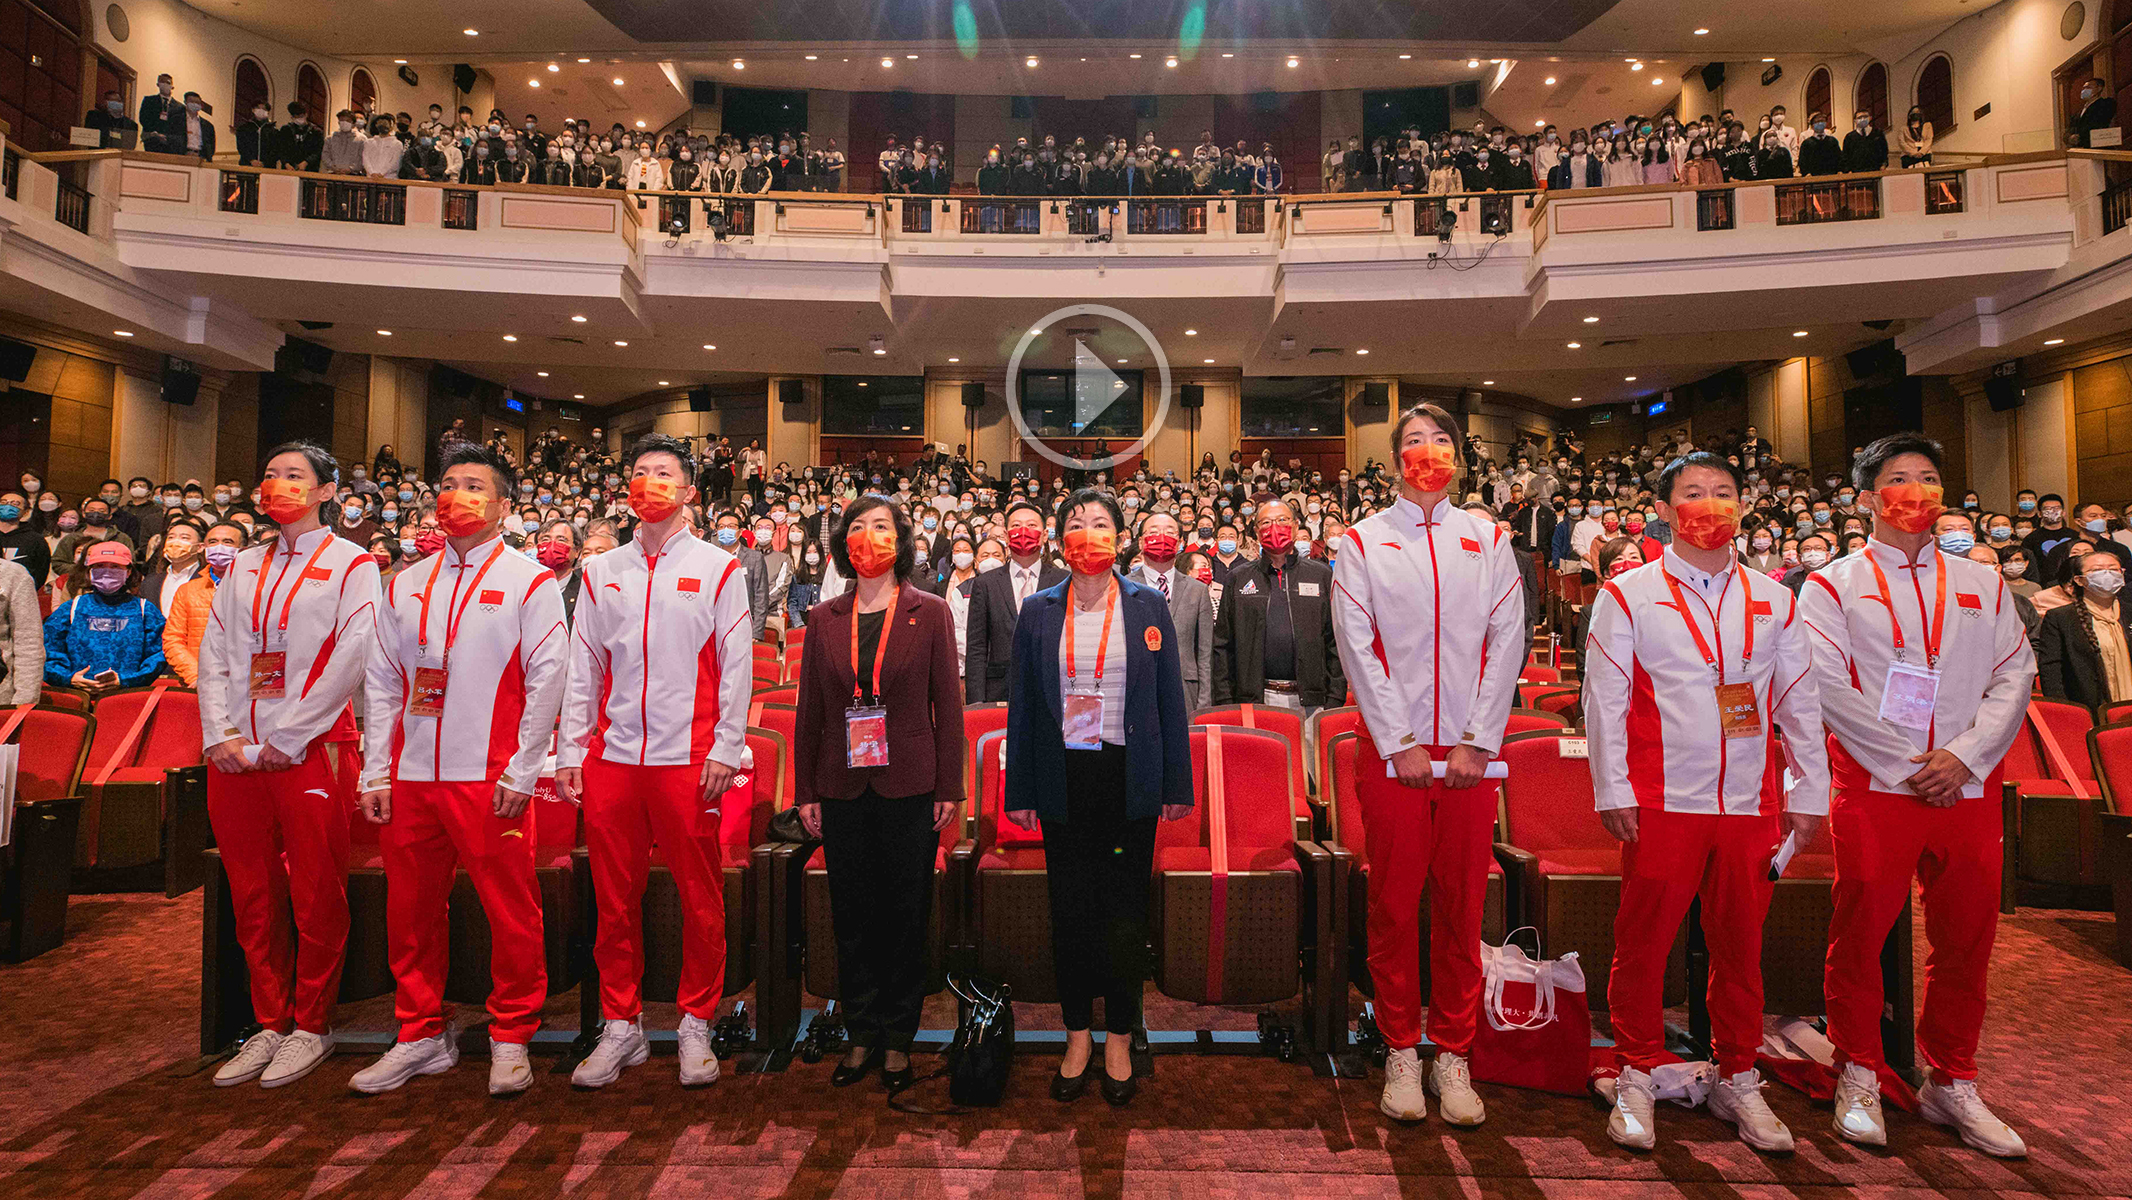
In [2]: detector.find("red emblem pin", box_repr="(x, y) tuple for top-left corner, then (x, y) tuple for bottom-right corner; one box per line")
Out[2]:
(677, 577), (701, 593)
(479, 589), (505, 606)
(1144, 627), (1163, 652)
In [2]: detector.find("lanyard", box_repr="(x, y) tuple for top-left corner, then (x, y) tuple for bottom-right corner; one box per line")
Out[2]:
(417, 542), (507, 667)
(1063, 578), (1119, 691)
(1867, 549), (1948, 667)
(249, 533), (335, 646)
(850, 587), (898, 703)
(1661, 563), (1754, 681)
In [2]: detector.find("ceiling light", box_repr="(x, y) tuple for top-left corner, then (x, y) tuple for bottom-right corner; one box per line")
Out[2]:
(546, 63), (559, 72)
(502, 334), (517, 342)
(1026, 56), (1039, 67)
(1626, 57), (1639, 63)
(1166, 57), (1179, 68)
(528, 80), (540, 88)
(2045, 338), (2067, 346)
(857, 381), (868, 387)
(573, 393), (584, 399)
(882, 57), (894, 68)
(1651, 77), (1664, 86)
(1570, 396), (1582, 402)
(1399, 54), (1412, 60)
(732, 60), (745, 70)
(393, 59), (407, 65)
(1118, 358), (1128, 363)
(1535, 119), (1545, 127)
(1631, 62), (1644, 71)
(571, 315), (586, 323)
(1792, 330), (1808, 337)
(872, 347), (887, 355)
(1185, 328), (1198, 335)
(635, 120), (645, 128)
(375, 329), (391, 336)
(947, 356), (959, 362)
(1030, 326), (1043, 334)
(462, 28), (478, 35)
(1222, 52), (1235, 58)
(614, 340), (629, 346)
(1468, 59), (1480, 68)
(1356, 348), (1370, 355)
(577, 57), (591, 63)
(613, 77), (625, 86)
(1624, 375), (1638, 381)
(537, 371), (549, 377)
(658, 381), (670, 386)
(1287, 57), (1299, 68)
(1582, 315), (1599, 323)
(805, 55), (817, 61)
(703, 344), (717, 350)
(113, 329), (133, 337)
(1483, 380), (1495, 385)
(1130, 53), (1143, 59)
(1204, 358), (1216, 364)
(906, 54), (917, 60)
(1566, 341), (1581, 349)
(1545, 76), (1557, 85)
(1695, 27), (1711, 35)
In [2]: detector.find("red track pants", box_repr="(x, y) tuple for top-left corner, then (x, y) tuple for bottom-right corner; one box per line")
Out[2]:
(206, 742), (352, 1036)
(583, 759), (726, 1022)
(1824, 787), (2000, 1084)
(380, 781), (547, 1044)
(1355, 737), (1495, 1056)
(1608, 807), (1780, 1076)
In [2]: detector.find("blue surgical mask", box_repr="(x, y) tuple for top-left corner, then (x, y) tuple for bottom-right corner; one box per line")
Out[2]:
(922, 516), (938, 530)
(2017, 498), (2036, 513)
(1217, 537), (1238, 555)
(2086, 518), (2109, 533)
(398, 488), (414, 502)
(381, 508), (398, 522)
(716, 528), (739, 547)
(1988, 525), (2013, 541)
(0, 504), (17, 521)
(1813, 510), (1832, 525)
(1937, 530), (1975, 555)
(399, 538), (417, 556)
(1567, 505), (1584, 517)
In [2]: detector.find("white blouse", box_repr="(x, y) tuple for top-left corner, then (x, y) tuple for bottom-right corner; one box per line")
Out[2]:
(1058, 589), (1129, 746)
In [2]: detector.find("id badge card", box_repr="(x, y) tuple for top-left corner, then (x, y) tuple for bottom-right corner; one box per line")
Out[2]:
(845, 705), (889, 768)
(1714, 681), (1762, 739)
(249, 651), (286, 699)
(1063, 692), (1105, 750)
(1879, 660), (1941, 732)
(409, 667), (449, 718)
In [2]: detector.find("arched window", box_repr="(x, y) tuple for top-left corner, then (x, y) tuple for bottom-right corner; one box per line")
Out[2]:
(1856, 61), (1889, 130)
(296, 61), (328, 122)
(350, 67), (377, 117)
(1805, 66), (1833, 125)
(1917, 55), (1955, 134)
(234, 56), (270, 121)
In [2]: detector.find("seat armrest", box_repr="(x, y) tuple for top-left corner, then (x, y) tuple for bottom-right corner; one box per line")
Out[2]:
(1493, 843), (1540, 932)
(945, 838), (977, 973)
(2001, 780), (2018, 915)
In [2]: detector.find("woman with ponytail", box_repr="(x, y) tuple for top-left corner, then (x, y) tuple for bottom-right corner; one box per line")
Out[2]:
(2037, 545), (2132, 707)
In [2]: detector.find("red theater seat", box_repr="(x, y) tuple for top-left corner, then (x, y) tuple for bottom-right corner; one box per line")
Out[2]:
(1193, 704), (1314, 839)
(1, 706), (92, 960)
(2007, 699), (2109, 906)
(76, 685), (204, 885)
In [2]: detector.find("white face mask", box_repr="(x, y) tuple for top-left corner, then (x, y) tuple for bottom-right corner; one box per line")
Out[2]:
(952, 550), (974, 569)
(978, 556), (1004, 572)
(1801, 549), (1829, 569)
(2088, 569), (2125, 596)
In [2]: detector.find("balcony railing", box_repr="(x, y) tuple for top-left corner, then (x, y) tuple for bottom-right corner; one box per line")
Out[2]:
(705, 197), (754, 237)
(1774, 176), (1881, 226)
(1235, 197), (1268, 234)
(2105, 174), (2132, 236)
(898, 197), (934, 233)
(53, 178), (90, 233)
(959, 199), (1041, 234)
(299, 178), (407, 225)
(1696, 189), (1735, 231)
(219, 170), (259, 215)
(1926, 171), (1966, 215)
(1126, 198), (1207, 234)
(1064, 199), (1109, 236)
(442, 189), (478, 230)
(2, 149), (17, 201)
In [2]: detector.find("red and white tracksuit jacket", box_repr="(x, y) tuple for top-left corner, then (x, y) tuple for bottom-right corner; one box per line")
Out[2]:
(557, 527), (753, 772)
(1329, 495), (1525, 1055)
(1582, 547), (1827, 1074)
(1796, 537), (2035, 1083)
(556, 526), (755, 1022)
(359, 535), (570, 796)
(194, 525), (380, 1036)
(359, 533), (569, 1044)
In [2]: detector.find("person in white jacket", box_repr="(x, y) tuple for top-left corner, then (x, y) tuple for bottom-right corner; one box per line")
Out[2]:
(554, 433), (754, 1089)
(196, 441), (381, 1089)
(1582, 451), (1827, 1154)
(1329, 401), (1525, 1127)
(1796, 433), (2035, 1158)
(351, 444), (569, 1098)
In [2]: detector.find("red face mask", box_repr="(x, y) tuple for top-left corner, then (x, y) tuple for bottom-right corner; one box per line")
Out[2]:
(1607, 556), (1641, 578)
(1259, 522), (1295, 553)
(1192, 564), (1214, 585)
(1625, 519), (1645, 534)
(1671, 497), (1741, 551)
(258, 478), (314, 525)
(1400, 442), (1457, 493)
(629, 476), (682, 524)
(372, 551), (392, 569)
(1005, 526), (1044, 557)
(535, 541), (572, 569)
(1875, 482), (1944, 534)
(1601, 517), (1620, 531)
(845, 525), (899, 578)
(1140, 531), (1179, 563)
(434, 489), (491, 538)
(1062, 527), (1117, 575)
(414, 530), (446, 557)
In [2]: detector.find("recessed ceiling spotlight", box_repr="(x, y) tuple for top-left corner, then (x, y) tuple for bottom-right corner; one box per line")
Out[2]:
(1545, 76), (1557, 85)
(1762, 57), (1777, 62)
(1118, 358), (1128, 363)
(857, 381), (868, 387)
(1399, 53), (1412, 59)
(113, 329), (133, 337)
(1356, 348), (1370, 355)
(462, 28), (478, 35)
(881, 57), (894, 67)
(1483, 380), (1495, 385)
(1166, 57), (1179, 68)
(571, 315), (586, 323)
(1570, 396), (1582, 402)
(658, 380), (670, 386)
(1468, 59), (1480, 68)
(804, 54), (817, 61)
(1652, 77), (1664, 85)
(1185, 328), (1198, 335)
(947, 356), (960, 362)
(502, 334), (517, 342)
(1203, 358), (1216, 364)
(703, 344), (716, 350)
(1286, 57), (1299, 68)
(1631, 62), (1644, 71)
(573, 393), (584, 399)
(613, 340), (629, 346)
(528, 80), (540, 88)
(577, 57), (591, 63)
(1583, 315), (1600, 323)
(1566, 341), (1581, 349)
(1130, 53), (1143, 59)
(1694, 27), (1710, 35)
(612, 77), (625, 86)
(906, 54), (917, 59)
(546, 63), (559, 72)
(2045, 338), (2067, 346)
(732, 60), (745, 70)
(1792, 330), (1808, 337)
(1624, 375), (1638, 381)
(1026, 56), (1039, 67)
(536, 371), (549, 377)
(635, 120), (646, 128)
(376, 329), (391, 336)
(1535, 119), (1545, 127)
(393, 59), (408, 65)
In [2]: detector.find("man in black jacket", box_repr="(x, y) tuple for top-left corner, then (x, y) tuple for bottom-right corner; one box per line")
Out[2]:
(1211, 500), (1345, 712)
(1840, 110), (1888, 173)
(139, 74), (185, 154)
(85, 90), (139, 148)
(2071, 78), (2119, 147)
(235, 102), (277, 165)
(278, 103), (323, 171)
(1797, 114), (1844, 175)
(964, 501), (1065, 701)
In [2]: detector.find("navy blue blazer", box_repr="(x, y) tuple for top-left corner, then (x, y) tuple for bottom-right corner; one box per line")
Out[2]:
(1004, 572), (1193, 822)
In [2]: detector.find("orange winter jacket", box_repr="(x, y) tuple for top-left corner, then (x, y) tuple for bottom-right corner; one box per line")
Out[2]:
(163, 573), (217, 686)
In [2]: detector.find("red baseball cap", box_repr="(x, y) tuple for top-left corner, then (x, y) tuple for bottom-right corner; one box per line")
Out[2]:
(82, 541), (134, 568)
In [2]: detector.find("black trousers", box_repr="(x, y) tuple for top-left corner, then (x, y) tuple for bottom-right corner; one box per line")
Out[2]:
(1042, 744), (1156, 1034)
(819, 790), (938, 1051)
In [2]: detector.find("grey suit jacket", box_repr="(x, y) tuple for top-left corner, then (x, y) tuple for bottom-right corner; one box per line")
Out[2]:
(1142, 565), (1214, 711)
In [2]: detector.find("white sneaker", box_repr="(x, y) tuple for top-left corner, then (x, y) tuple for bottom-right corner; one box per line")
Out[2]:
(259, 1029), (335, 1089)
(1379, 1047), (1427, 1122)
(350, 1030), (459, 1095)
(1832, 1062), (1887, 1146)
(1607, 1066), (1658, 1150)
(1427, 1052), (1486, 1126)
(1919, 1077), (2028, 1158)
(677, 1014), (721, 1086)
(489, 1042), (532, 1096)
(1708, 1068), (1794, 1153)
(213, 1029), (284, 1087)
(571, 1018), (649, 1088)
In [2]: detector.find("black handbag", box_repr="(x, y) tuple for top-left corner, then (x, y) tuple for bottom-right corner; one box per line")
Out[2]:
(767, 806), (811, 844)
(889, 976), (1014, 1111)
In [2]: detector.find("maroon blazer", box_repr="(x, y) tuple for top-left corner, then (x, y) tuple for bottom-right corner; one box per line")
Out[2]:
(793, 583), (966, 804)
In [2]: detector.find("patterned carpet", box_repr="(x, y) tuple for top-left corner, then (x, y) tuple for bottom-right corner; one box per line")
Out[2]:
(2, 892), (2129, 1198)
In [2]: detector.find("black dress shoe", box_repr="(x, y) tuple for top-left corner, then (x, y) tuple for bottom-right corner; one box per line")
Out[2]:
(881, 1055), (914, 1091)
(1100, 1068), (1138, 1106)
(1050, 1069), (1089, 1102)
(831, 1047), (883, 1087)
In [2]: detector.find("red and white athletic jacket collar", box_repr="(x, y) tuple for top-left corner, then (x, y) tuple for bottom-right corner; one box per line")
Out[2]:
(1865, 534), (1938, 574)
(276, 525), (334, 556)
(630, 525), (700, 561)
(440, 532), (506, 566)
(1390, 494), (1454, 526)
(1660, 544), (1737, 591)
